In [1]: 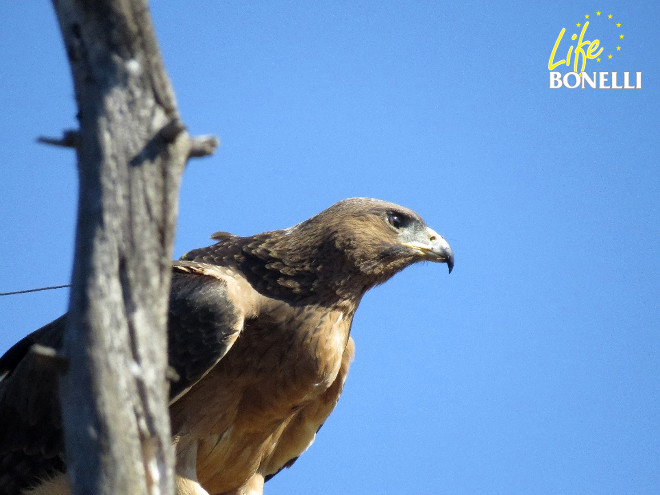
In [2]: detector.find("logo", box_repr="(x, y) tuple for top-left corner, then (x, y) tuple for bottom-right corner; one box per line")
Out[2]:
(548, 11), (641, 89)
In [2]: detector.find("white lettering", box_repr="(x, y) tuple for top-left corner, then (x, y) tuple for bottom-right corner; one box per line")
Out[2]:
(599, 72), (610, 88)
(563, 72), (580, 89)
(548, 71), (643, 89)
(581, 72), (597, 89)
(549, 71), (562, 88)
(623, 72), (635, 89)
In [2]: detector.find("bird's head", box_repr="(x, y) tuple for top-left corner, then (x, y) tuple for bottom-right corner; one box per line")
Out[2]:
(291, 198), (453, 292)
(186, 198), (453, 306)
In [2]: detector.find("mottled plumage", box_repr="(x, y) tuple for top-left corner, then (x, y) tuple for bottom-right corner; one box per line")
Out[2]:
(0, 198), (453, 495)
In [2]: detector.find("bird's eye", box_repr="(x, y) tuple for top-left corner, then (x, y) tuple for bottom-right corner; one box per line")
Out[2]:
(387, 213), (404, 229)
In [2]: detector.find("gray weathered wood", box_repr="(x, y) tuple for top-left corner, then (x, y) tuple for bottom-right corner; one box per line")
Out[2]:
(49, 1), (217, 493)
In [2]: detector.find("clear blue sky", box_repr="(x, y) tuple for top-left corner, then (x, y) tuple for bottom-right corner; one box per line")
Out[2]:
(1, 2), (658, 494)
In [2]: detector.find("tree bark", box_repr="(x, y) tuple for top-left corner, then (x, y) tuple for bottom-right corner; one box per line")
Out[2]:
(49, 1), (216, 493)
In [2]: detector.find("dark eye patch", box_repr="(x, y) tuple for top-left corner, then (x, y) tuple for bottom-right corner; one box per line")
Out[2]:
(387, 212), (408, 230)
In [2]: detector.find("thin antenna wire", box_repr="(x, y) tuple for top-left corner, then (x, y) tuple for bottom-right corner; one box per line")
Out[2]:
(0, 284), (71, 297)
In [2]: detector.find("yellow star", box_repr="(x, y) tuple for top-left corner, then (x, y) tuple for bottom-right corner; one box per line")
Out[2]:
(608, 54), (613, 59)
(608, 14), (612, 19)
(596, 11), (601, 16)
(617, 46), (621, 51)
(585, 14), (589, 19)
(596, 58), (601, 62)
(616, 23), (621, 27)
(577, 23), (581, 27)
(620, 34), (624, 39)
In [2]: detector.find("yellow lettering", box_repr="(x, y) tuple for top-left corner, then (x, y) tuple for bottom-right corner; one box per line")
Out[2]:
(549, 22), (603, 74)
(573, 23), (591, 72)
(548, 28), (567, 70)
(587, 39), (603, 59)
(566, 46), (574, 67)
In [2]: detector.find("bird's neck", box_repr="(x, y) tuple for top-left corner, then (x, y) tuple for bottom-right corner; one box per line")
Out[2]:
(235, 232), (371, 310)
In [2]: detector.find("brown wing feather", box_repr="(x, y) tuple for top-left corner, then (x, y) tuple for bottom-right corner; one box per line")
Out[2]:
(168, 262), (248, 403)
(0, 263), (249, 494)
(0, 317), (66, 495)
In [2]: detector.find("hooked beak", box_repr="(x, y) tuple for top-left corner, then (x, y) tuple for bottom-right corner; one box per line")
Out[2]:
(402, 227), (454, 273)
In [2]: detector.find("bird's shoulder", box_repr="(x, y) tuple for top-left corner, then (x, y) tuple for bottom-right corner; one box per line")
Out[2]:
(171, 260), (264, 318)
(167, 260), (271, 403)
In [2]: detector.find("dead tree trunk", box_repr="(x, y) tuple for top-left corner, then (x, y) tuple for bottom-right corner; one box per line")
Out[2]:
(49, 1), (217, 493)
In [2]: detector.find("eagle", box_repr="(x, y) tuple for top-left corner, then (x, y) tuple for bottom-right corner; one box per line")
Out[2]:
(0, 197), (453, 495)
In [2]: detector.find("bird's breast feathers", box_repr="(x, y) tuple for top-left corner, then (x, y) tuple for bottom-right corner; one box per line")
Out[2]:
(171, 291), (354, 493)
(217, 299), (351, 419)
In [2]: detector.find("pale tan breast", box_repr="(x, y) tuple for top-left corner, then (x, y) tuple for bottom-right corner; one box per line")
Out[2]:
(172, 298), (353, 493)
(186, 300), (350, 431)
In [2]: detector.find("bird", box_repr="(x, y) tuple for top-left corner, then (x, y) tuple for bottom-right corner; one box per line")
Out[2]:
(0, 197), (453, 495)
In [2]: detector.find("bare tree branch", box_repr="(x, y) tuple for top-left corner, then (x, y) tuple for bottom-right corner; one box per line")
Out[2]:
(37, 129), (80, 149)
(189, 135), (220, 158)
(48, 1), (217, 494)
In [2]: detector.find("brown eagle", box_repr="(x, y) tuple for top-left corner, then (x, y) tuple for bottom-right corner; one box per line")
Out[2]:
(0, 198), (453, 495)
